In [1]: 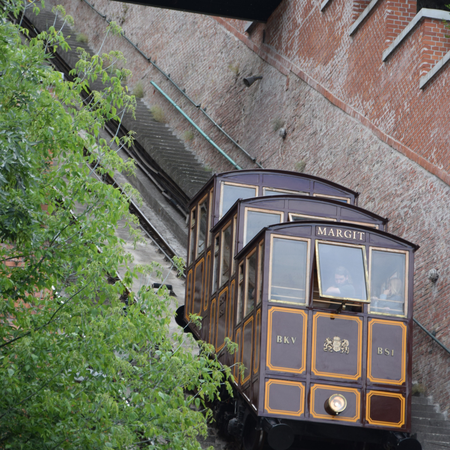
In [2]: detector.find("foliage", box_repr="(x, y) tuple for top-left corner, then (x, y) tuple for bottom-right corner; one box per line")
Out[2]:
(75, 32), (88, 44)
(0, 4), (231, 449)
(150, 104), (165, 122)
(133, 80), (145, 99)
(183, 130), (195, 142)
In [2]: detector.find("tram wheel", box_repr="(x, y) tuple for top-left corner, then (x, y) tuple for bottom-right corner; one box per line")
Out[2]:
(243, 414), (266, 450)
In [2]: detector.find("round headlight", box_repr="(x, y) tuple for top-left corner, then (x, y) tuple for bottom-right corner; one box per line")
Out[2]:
(324, 393), (347, 415)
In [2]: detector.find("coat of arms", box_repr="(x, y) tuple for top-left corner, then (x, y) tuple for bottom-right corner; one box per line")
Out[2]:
(324, 336), (350, 354)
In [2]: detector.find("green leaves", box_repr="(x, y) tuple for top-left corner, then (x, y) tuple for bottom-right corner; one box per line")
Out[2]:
(0, 5), (229, 449)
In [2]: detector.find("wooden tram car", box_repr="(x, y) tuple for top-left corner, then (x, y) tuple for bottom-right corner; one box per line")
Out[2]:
(181, 170), (421, 450)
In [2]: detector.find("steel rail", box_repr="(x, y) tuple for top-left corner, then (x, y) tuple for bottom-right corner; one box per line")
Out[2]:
(15, 9), (186, 271)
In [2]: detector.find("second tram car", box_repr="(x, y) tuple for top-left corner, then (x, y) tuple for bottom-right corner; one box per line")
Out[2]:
(181, 170), (421, 450)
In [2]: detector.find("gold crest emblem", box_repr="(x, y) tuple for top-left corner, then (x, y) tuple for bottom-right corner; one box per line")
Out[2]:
(324, 336), (349, 354)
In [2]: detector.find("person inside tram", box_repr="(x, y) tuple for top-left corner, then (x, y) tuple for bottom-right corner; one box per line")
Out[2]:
(379, 277), (403, 301)
(371, 275), (404, 313)
(325, 266), (355, 298)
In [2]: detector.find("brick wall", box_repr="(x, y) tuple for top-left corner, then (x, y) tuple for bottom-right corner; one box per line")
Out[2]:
(49, 0), (450, 411)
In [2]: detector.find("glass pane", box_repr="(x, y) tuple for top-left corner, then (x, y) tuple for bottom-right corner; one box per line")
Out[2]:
(245, 210), (283, 245)
(245, 251), (257, 316)
(370, 250), (406, 315)
(211, 236), (219, 294)
(197, 198), (208, 256)
(257, 242), (264, 305)
(221, 224), (232, 286)
(237, 264), (244, 324)
(263, 187), (308, 196)
(317, 243), (367, 301)
(189, 208), (196, 264)
(270, 238), (308, 304)
(222, 184), (257, 217)
(290, 214), (335, 223)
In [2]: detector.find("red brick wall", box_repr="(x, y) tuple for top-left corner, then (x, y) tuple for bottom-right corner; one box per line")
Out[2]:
(49, 0), (450, 411)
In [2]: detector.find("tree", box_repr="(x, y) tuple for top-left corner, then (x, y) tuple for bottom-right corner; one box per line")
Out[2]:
(0, 3), (231, 448)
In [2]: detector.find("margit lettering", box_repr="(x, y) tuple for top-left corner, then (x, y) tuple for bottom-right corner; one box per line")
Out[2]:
(317, 227), (365, 241)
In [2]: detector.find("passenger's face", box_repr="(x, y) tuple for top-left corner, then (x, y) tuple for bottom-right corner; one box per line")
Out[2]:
(335, 274), (347, 285)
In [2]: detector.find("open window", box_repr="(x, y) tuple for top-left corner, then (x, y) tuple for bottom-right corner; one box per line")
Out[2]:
(313, 193), (350, 203)
(220, 182), (258, 218)
(263, 187), (308, 196)
(315, 241), (369, 303)
(289, 213), (337, 223)
(196, 195), (208, 258)
(244, 249), (257, 317)
(369, 248), (408, 316)
(244, 208), (284, 245)
(189, 208), (196, 265)
(236, 262), (244, 324)
(220, 222), (232, 287)
(268, 235), (310, 305)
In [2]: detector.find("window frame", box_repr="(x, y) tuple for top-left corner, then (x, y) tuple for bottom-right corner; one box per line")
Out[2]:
(219, 220), (233, 288)
(313, 193), (351, 204)
(244, 248), (258, 318)
(289, 213), (337, 222)
(368, 247), (409, 317)
(268, 234), (311, 306)
(263, 187), (308, 196)
(196, 194), (209, 259)
(244, 207), (284, 246)
(315, 240), (370, 303)
(220, 181), (258, 218)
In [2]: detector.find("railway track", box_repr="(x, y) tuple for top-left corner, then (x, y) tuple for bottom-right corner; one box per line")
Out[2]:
(14, 9), (186, 265)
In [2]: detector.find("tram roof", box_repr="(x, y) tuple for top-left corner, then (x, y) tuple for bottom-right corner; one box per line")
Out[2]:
(189, 169), (360, 207)
(211, 194), (388, 233)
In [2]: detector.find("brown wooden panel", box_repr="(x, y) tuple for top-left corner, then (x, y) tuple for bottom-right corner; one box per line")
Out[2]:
(311, 312), (362, 380)
(254, 308), (261, 375)
(233, 327), (242, 381)
(310, 384), (361, 423)
(367, 319), (407, 385)
(209, 297), (217, 347)
(264, 379), (305, 418)
(266, 307), (307, 374)
(203, 251), (211, 312)
(193, 259), (204, 316)
(216, 287), (228, 352)
(186, 269), (193, 319)
(228, 280), (235, 340)
(242, 317), (254, 385)
(366, 391), (405, 428)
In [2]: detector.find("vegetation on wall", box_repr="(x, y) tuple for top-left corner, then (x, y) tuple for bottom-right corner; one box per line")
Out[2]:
(0, 4), (230, 449)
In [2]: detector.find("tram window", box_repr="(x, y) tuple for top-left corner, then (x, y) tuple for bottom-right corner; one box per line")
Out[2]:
(257, 241), (264, 305)
(269, 236), (309, 305)
(341, 220), (378, 229)
(289, 213), (336, 223)
(231, 215), (237, 275)
(316, 242), (368, 302)
(263, 187), (308, 196)
(189, 208), (196, 265)
(237, 263), (244, 324)
(221, 182), (257, 218)
(369, 249), (407, 316)
(245, 250), (257, 316)
(197, 196), (208, 257)
(244, 209), (284, 245)
(208, 188), (214, 247)
(211, 235), (219, 294)
(313, 193), (350, 204)
(220, 223), (232, 287)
